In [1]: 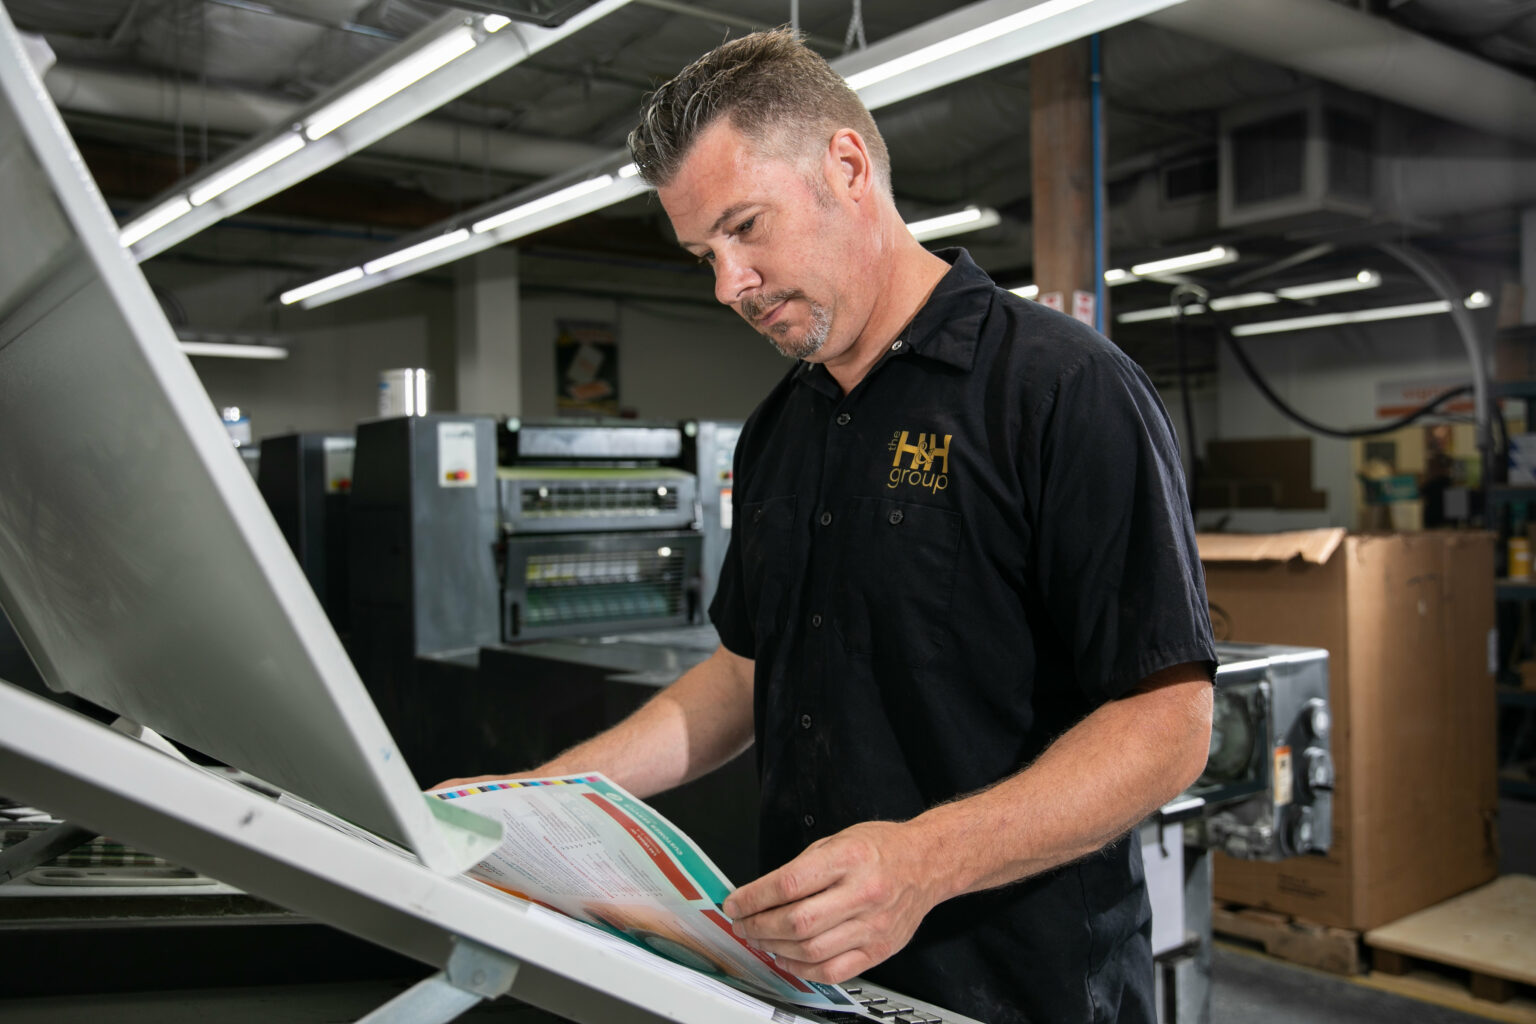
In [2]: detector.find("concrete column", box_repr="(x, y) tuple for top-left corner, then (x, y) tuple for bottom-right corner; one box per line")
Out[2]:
(1030, 39), (1099, 325)
(454, 247), (522, 416)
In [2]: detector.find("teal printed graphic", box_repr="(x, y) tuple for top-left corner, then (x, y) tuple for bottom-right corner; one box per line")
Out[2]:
(584, 775), (732, 904)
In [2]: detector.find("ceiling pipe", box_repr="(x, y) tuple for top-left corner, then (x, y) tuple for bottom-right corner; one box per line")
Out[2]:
(1148, 0), (1536, 146)
(42, 62), (611, 179)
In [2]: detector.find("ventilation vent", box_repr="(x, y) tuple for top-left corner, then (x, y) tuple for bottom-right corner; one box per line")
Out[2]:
(1162, 155), (1219, 205)
(1219, 88), (1375, 230)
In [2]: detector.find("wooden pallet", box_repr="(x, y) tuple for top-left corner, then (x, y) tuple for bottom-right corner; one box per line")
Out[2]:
(1365, 875), (1536, 1008)
(1212, 902), (1363, 975)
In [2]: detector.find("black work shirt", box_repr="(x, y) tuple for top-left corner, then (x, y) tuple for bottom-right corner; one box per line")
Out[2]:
(710, 250), (1216, 1024)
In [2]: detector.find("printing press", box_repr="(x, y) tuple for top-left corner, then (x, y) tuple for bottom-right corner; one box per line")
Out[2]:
(313, 415), (1337, 1023)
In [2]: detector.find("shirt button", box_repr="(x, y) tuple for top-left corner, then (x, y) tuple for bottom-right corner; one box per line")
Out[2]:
(800, 713), (812, 729)
(803, 813), (815, 828)
(752, 507), (764, 524)
(819, 511), (833, 527)
(811, 613), (823, 628)
(891, 339), (904, 351)
(836, 412), (851, 426)
(888, 509), (904, 525)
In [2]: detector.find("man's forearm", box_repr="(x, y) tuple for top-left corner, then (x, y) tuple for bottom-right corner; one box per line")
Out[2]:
(533, 644), (756, 799)
(915, 666), (1213, 900)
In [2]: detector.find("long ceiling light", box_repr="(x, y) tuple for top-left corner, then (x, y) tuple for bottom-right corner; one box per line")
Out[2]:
(118, 0), (636, 261)
(1230, 292), (1491, 337)
(836, 0), (1191, 109)
(1115, 270), (1383, 323)
(302, 26), (480, 141)
(906, 206), (1002, 242)
(472, 175), (619, 235)
(179, 342), (289, 360)
(1128, 245), (1238, 278)
(282, 0), (1191, 309)
(279, 168), (651, 306)
(1005, 245), (1245, 307)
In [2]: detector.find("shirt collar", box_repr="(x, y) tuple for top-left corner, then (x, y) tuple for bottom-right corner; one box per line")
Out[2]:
(899, 248), (990, 372)
(792, 247), (993, 393)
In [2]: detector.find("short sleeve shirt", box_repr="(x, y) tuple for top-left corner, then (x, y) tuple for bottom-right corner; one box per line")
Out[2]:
(710, 249), (1216, 1024)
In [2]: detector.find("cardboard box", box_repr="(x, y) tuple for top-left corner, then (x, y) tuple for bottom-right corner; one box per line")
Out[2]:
(1495, 323), (1536, 380)
(1199, 528), (1497, 931)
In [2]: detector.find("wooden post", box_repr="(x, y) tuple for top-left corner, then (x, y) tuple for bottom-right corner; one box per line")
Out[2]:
(1030, 39), (1101, 328)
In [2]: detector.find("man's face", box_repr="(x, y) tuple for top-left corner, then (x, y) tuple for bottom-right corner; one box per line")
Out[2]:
(658, 120), (858, 363)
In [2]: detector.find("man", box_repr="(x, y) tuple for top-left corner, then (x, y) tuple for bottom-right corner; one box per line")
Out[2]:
(448, 30), (1214, 1024)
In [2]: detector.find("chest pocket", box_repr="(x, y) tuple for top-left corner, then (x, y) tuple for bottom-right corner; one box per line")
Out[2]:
(832, 497), (962, 661)
(739, 495), (798, 648)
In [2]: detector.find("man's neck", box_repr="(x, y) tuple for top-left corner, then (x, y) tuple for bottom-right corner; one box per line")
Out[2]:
(823, 243), (951, 394)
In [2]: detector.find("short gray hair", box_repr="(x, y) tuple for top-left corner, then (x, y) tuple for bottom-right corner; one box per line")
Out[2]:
(627, 28), (892, 196)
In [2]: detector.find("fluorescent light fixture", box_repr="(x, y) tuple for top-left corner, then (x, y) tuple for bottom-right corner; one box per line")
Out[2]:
(305, 26), (479, 140)
(1118, 303), (1204, 323)
(1104, 268), (1135, 285)
(838, 0), (1191, 108)
(1115, 271), (1389, 324)
(285, 0), (1185, 306)
(280, 267), (365, 306)
(1011, 284), (1040, 300)
(472, 176), (615, 234)
(1275, 269), (1381, 300)
(120, 196), (192, 248)
(188, 133), (306, 206)
(1130, 246), (1236, 277)
(1113, 293), (1275, 323)
(846, 0), (1099, 92)
(906, 206), (1001, 242)
(1230, 295), (1488, 337)
(120, 2), (636, 260)
(179, 342), (288, 360)
(363, 229), (471, 274)
(1209, 292), (1277, 311)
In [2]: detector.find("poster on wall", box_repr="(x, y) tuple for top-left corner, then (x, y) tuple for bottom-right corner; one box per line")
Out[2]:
(555, 320), (619, 417)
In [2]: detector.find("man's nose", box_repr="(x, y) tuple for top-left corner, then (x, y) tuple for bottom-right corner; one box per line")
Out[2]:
(713, 252), (759, 307)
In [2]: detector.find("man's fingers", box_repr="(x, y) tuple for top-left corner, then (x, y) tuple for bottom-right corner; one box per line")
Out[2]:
(724, 855), (835, 919)
(747, 917), (867, 967)
(772, 946), (874, 986)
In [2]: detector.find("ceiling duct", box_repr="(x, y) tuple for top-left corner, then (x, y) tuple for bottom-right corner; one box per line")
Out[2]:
(1148, 0), (1536, 147)
(1218, 87), (1375, 232)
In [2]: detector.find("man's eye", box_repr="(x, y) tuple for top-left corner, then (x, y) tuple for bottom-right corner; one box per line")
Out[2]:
(735, 217), (755, 235)
(699, 251), (715, 265)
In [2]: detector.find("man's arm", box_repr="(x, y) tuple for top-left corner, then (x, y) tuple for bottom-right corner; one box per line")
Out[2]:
(435, 644), (756, 800)
(722, 661), (1213, 983)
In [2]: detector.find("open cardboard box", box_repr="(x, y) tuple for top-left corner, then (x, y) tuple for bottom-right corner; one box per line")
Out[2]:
(1199, 528), (1498, 931)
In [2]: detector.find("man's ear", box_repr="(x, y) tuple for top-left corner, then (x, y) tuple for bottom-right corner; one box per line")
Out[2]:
(826, 128), (875, 202)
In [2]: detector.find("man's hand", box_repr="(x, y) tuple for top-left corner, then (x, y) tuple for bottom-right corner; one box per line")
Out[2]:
(722, 820), (945, 984)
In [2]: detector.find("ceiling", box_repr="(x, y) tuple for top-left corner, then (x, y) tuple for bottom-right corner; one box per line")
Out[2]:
(10, 0), (1536, 377)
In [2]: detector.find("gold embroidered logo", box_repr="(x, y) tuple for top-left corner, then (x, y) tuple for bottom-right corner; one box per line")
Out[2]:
(887, 430), (951, 493)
